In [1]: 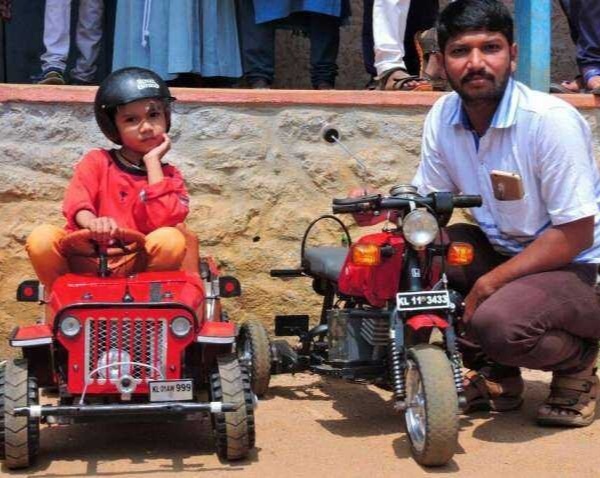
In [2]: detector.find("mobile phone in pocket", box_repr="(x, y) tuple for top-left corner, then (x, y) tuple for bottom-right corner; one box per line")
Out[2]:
(490, 170), (524, 201)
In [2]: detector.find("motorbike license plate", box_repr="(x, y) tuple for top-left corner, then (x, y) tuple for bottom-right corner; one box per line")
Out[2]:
(396, 290), (451, 312)
(149, 379), (193, 402)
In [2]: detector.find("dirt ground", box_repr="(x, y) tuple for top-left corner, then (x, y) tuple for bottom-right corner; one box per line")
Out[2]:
(2, 369), (599, 478)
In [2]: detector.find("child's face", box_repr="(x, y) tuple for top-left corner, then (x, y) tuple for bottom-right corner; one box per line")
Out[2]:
(114, 99), (167, 154)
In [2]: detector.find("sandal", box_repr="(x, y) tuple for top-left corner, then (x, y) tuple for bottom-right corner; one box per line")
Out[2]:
(537, 372), (598, 427)
(414, 28), (448, 91)
(376, 67), (433, 91)
(550, 75), (584, 94)
(462, 369), (524, 413)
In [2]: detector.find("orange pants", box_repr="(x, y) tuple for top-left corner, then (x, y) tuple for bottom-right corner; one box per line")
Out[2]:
(26, 224), (186, 289)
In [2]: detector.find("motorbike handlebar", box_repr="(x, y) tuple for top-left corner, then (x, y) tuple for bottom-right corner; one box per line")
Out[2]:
(331, 193), (482, 214)
(451, 195), (482, 208)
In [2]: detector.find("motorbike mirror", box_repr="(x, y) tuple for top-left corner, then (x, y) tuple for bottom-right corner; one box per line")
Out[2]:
(320, 123), (341, 144)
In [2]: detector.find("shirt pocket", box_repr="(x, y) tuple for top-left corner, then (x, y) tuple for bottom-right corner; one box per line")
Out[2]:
(490, 195), (531, 236)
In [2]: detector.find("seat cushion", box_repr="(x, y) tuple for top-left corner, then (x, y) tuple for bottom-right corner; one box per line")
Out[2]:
(303, 247), (349, 282)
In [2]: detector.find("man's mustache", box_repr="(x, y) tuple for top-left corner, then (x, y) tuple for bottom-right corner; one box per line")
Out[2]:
(462, 71), (495, 84)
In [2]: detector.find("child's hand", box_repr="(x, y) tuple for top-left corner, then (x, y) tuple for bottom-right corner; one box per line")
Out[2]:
(87, 216), (118, 245)
(143, 133), (171, 166)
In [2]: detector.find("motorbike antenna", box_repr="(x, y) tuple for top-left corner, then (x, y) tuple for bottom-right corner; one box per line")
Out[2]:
(319, 123), (368, 176)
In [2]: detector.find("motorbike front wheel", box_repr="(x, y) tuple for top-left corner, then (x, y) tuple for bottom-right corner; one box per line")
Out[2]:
(404, 344), (459, 467)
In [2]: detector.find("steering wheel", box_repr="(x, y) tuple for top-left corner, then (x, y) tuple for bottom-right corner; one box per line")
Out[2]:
(60, 228), (146, 258)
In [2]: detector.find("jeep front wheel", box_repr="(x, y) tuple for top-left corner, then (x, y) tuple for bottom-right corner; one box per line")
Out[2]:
(0, 359), (40, 469)
(209, 355), (255, 460)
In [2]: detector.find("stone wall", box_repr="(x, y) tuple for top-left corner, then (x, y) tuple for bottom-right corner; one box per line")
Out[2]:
(1, 95), (599, 358)
(275, 0), (576, 90)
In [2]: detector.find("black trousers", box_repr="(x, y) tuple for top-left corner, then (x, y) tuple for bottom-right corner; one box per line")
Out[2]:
(235, 0), (340, 87)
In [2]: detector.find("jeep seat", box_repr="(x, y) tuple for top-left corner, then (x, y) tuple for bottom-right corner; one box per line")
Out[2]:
(303, 247), (348, 282)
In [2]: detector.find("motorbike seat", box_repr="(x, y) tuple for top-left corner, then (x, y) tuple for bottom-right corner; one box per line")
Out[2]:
(303, 247), (348, 282)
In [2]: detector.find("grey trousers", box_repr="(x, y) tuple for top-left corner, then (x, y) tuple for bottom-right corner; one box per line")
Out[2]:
(446, 223), (600, 376)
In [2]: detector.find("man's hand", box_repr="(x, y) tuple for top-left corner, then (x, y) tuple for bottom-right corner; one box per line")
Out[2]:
(462, 273), (505, 323)
(143, 133), (171, 166)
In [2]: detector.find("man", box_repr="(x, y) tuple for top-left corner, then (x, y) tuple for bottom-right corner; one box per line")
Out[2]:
(413, 0), (600, 427)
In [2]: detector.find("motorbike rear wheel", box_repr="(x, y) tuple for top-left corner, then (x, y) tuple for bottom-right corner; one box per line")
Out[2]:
(404, 344), (459, 467)
(236, 320), (271, 397)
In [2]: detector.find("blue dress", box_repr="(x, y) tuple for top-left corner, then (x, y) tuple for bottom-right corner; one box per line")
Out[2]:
(253, 0), (350, 24)
(113, 0), (242, 80)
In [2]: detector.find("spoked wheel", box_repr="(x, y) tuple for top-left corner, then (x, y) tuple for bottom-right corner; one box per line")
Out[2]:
(236, 320), (271, 397)
(0, 359), (40, 469)
(404, 344), (459, 467)
(209, 355), (255, 461)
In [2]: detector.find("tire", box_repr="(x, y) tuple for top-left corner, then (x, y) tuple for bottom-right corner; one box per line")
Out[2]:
(0, 359), (40, 469)
(237, 320), (271, 397)
(209, 355), (255, 460)
(404, 344), (459, 467)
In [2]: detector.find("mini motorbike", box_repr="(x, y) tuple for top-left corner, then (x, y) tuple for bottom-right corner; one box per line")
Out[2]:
(270, 126), (482, 466)
(2, 228), (270, 469)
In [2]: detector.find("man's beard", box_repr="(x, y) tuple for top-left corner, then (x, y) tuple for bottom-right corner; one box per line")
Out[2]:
(447, 68), (511, 107)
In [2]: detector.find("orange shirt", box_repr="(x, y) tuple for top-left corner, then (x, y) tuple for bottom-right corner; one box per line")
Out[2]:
(62, 149), (189, 234)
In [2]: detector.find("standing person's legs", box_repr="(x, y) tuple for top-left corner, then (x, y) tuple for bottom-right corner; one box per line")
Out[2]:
(39, 0), (72, 83)
(307, 13), (340, 89)
(571, 0), (600, 92)
(71, 0), (104, 83)
(362, 0), (377, 82)
(235, 0), (275, 87)
(403, 0), (438, 75)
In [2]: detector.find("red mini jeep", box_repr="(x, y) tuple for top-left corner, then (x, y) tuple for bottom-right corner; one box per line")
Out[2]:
(0, 229), (271, 469)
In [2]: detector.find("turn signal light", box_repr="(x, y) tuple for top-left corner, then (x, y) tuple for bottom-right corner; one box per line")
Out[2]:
(447, 242), (474, 266)
(351, 243), (381, 266)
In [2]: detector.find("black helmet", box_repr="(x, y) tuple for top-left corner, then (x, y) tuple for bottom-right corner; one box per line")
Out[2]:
(94, 67), (176, 144)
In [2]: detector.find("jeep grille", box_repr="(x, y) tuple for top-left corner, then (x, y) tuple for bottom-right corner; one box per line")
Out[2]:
(84, 317), (167, 384)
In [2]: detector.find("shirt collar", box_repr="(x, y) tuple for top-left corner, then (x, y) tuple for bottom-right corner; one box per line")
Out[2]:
(447, 76), (519, 130)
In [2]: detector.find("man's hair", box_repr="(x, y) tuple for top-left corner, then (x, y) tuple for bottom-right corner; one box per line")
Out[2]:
(437, 0), (514, 53)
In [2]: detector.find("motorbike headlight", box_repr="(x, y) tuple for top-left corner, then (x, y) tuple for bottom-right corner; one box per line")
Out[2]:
(403, 209), (439, 247)
(171, 316), (192, 337)
(59, 316), (81, 337)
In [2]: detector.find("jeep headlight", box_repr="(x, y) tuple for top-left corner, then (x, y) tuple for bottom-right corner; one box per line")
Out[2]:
(59, 316), (81, 337)
(403, 209), (439, 247)
(171, 316), (192, 337)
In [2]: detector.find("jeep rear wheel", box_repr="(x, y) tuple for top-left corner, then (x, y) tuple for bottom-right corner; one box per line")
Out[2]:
(237, 320), (271, 397)
(210, 355), (255, 460)
(0, 359), (40, 469)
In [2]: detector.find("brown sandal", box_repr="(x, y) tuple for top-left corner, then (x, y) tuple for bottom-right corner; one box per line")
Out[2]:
(376, 67), (433, 91)
(462, 369), (524, 413)
(537, 373), (598, 427)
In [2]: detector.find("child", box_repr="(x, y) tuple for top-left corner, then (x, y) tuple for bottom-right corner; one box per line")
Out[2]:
(26, 67), (190, 289)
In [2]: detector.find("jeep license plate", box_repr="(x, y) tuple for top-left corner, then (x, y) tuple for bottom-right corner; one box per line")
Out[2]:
(149, 379), (193, 402)
(396, 290), (451, 312)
